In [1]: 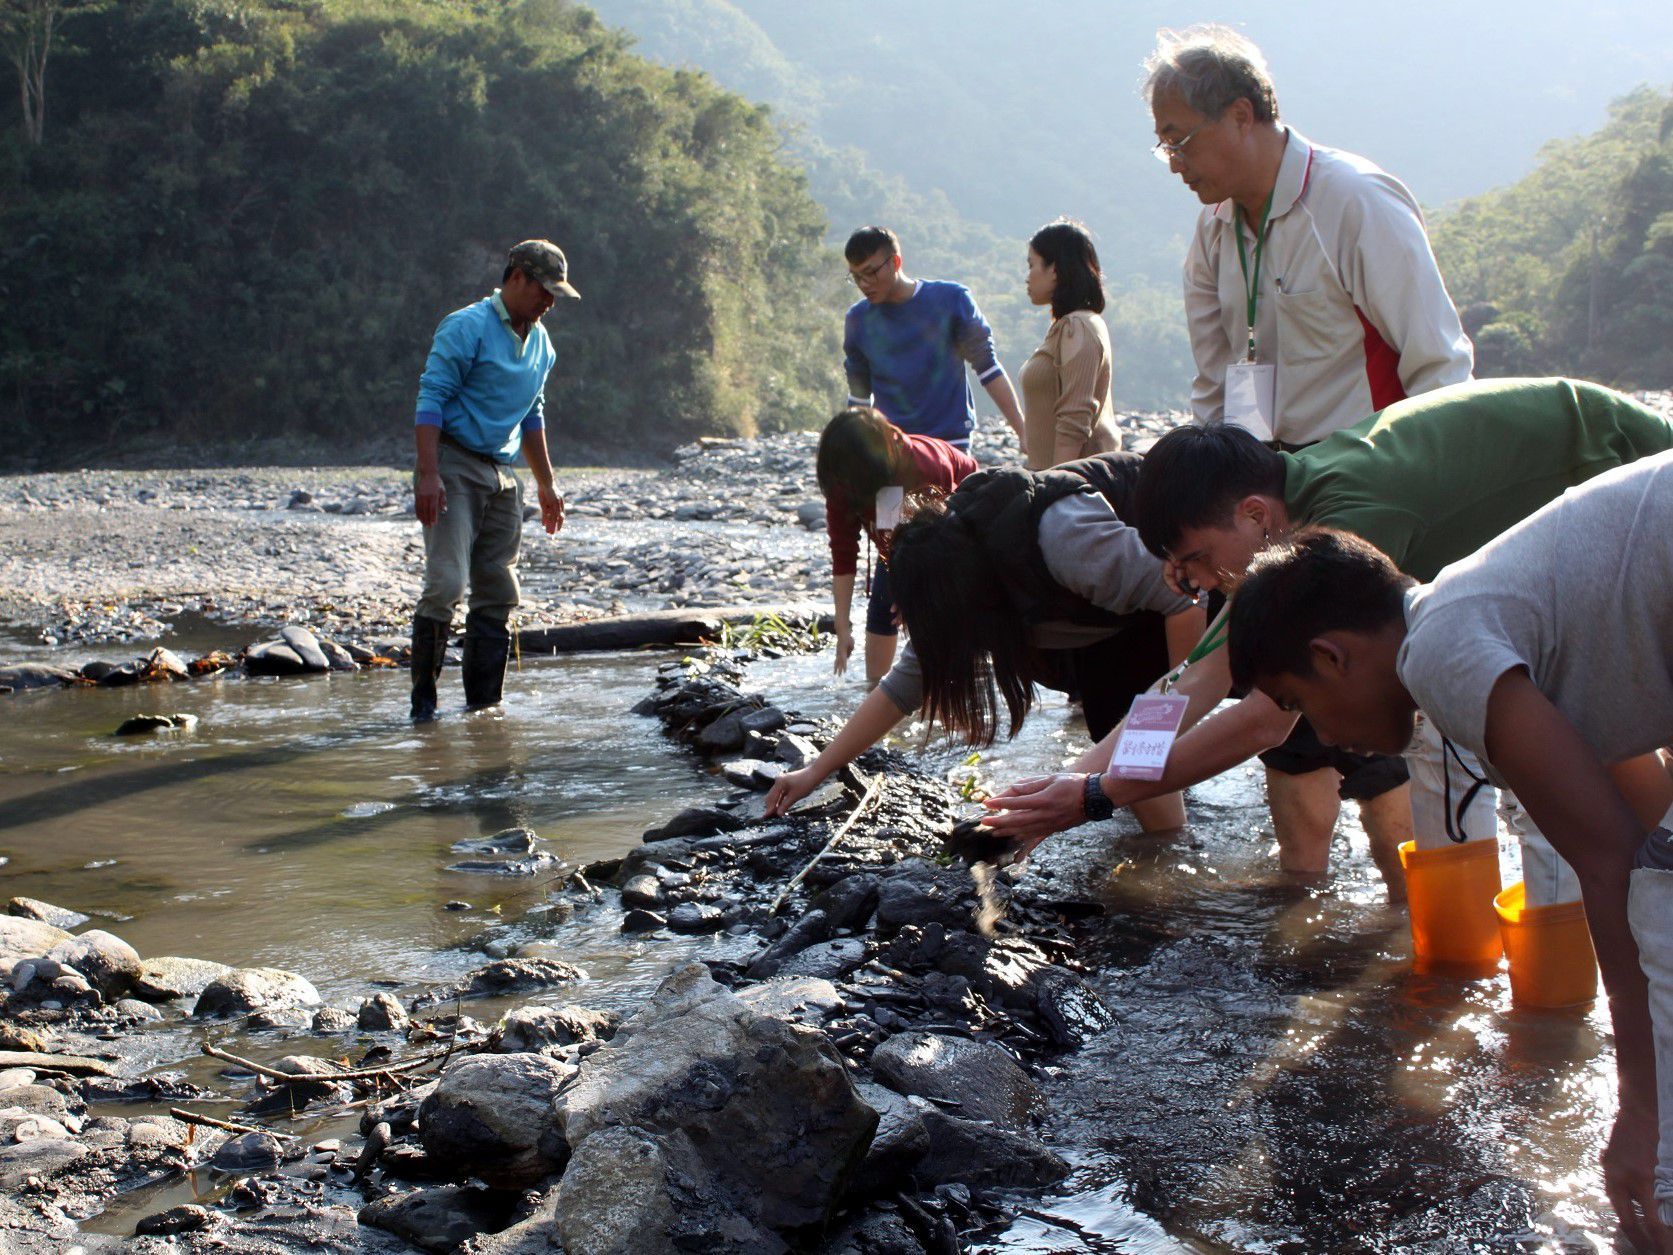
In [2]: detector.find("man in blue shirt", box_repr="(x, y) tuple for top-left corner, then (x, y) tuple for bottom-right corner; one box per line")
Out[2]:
(409, 239), (575, 721)
(842, 226), (1025, 451)
(840, 226), (1026, 680)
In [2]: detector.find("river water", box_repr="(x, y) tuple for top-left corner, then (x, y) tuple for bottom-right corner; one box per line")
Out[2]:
(0, 638), (1620, 1251)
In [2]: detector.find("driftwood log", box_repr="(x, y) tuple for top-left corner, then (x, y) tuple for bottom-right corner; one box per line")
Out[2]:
(516, 605), (831, 655)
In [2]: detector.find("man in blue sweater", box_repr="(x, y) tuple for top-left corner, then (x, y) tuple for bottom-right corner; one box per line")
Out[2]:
(409, 240), (574, 721)
(843, 226), (1025, 452)
(841, 226), (1026, 679)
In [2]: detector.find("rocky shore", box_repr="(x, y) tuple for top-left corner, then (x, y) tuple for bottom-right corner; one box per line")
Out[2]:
(0, 643), (1118, 1252)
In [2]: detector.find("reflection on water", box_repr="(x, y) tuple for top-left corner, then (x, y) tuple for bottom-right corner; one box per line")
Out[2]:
(0, 651), (728, 993)
(0, 640), (1622, 1250)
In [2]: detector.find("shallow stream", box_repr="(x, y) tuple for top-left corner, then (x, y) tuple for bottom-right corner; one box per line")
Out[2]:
(0, 637), (1621, 1251)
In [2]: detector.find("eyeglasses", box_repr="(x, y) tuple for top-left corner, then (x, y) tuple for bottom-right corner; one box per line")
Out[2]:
(849, 255), (895, 286)
(1151, 123), (1208, 164)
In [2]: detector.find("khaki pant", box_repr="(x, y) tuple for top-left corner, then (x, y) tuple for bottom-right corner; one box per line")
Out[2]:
(416, 441), (523, 626)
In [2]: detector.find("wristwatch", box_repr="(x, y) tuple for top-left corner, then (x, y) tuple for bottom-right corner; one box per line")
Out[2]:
(1082, 772), (1115, 822)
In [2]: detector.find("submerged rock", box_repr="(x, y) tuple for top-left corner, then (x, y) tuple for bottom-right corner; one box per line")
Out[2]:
(6, 898), (89, 931)
(112, 712), (198, 735)
(416, 958), (586, 1006)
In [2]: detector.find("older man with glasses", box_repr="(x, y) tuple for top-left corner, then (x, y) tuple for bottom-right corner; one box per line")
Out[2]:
(1130, 26), (1475, 880)
(1147, 24), (1472, 451)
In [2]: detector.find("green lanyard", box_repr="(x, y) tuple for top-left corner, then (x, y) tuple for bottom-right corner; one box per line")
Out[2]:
(1233, 188), (1276, 360)
(1158, 606), (1230, 694)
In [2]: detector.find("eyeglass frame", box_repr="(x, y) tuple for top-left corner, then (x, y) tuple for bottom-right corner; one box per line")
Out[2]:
(1151, 122), (1210, 164)
(848, 253), (898, 286)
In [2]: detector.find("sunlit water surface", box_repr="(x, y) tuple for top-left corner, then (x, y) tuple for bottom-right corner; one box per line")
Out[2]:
(0, 639), (1614, 1251)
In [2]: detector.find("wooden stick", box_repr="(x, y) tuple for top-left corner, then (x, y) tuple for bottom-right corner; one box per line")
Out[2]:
(200, 1042), (446, 1084)
(768, 777), (883, 916)
(168, 1107), (297, 1140)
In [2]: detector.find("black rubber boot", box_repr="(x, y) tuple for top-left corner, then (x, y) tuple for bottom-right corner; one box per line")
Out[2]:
(409, 615), (449, 722)
(461, 612), (511, 711)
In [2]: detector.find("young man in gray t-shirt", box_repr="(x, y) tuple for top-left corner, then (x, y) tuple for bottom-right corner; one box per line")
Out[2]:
(1221, 452), (1673, 1249)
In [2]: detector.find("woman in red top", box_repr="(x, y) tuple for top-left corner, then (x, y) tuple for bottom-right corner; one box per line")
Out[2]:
(817, 407), (978, 685)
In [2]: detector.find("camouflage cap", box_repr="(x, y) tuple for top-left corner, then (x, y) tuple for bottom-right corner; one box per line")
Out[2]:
(507, 239), (581, 300)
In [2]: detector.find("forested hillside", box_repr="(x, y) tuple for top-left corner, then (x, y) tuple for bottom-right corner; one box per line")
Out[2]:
(0, 0), (845, 467)
(1432, 87), (1673, 387)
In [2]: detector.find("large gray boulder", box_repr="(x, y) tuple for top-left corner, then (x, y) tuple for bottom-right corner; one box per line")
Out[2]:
(555, 964), (875, 1240)
(192, 967), (320, 1018)
(870, 1031), (1037, 1133)
(48, 930), (141, 999)
(419, 1053), (574, 1189)
(556, 1125), (782, 1255)
(133, 956), (234, 1001)
(0, 917), (71, 968)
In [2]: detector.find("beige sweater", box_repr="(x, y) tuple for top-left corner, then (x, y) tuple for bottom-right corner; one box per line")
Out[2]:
(1018, 309), (1120, 471)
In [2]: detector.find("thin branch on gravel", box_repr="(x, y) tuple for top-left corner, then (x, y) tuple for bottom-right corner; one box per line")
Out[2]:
(168, 1107), (297, 1140)
(769, 776), (884, 916)
(200, 1041), (447, 1084)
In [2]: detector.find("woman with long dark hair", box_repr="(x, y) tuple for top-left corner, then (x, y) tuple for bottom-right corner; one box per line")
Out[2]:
(766, 451), (1206, 831)
(816, 407), (977, 685)
(1019, 220), (1120, 471)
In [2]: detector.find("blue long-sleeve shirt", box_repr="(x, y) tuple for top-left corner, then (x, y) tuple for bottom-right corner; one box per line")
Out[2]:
(843, 280), (1003, 444)
(415, 293), (555, 463)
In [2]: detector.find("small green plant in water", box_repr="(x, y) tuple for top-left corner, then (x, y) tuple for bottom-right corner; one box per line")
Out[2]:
(951, 750), (990, 802)
(712, 612), (824, 654)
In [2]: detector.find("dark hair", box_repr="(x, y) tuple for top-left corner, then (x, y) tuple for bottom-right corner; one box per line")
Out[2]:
(1030, 220), (1105, 317)
(845, 226), (900, 265)
(888, 499), (1034, 746)
(816, 407), (903, 505)
(1227, 527), (1413, 690)
(1132, 423), (1285, 558)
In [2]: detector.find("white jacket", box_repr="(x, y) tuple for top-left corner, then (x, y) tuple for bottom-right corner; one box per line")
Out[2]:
(1185, 129), (1472, 446)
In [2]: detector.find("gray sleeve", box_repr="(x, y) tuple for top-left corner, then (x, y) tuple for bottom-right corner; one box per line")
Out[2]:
(1037, 494), (1195, 616)
(1396, 590), (1530, 765)
(876, 640), (924, 714)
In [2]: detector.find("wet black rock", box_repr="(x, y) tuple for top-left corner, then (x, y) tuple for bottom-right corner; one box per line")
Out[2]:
(643, 806), (742, 842)
(112, 712), (198, 736)
(135, 1203), (216, 1236)
(242, 639), (310, 676)
(774, 938), (868, 981)
(360, 1185), (516, 1253)
(850, 1081), (933, 1198)
(874, 860), (985, 935)
(621, 908), (666, 933)
(666, 902), (726, 934)
(916, 1109), (1068, 1189)
(279, 626), (330, 671)
(811, 875), (881, 933)
(696, 709), (751, 753)
(420, 1053), (574, 1188)
(620, 874), (663, 909)
(415, 958), (585, 1006)
(746, 909), (832, 980)
(210, 1130), (287, 1173)
(870, 1031), (1037, 1133)
(452, 828), (539, 856)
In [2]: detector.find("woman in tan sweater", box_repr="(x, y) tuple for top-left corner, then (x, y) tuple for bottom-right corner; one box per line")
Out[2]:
(1018, 220), (1121, 471)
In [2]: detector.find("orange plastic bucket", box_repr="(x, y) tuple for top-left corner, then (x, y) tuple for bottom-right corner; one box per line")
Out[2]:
(1399, 839), (1503, 969)
(1494, 881), (1598, 1008)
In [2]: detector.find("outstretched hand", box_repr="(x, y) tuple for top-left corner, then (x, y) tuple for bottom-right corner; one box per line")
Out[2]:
(980, 773), (1088, 846)
(764, 765), (825, 817)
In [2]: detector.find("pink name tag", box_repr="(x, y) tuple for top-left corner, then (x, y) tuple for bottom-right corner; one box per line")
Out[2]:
(1108, 693), (1190, 781)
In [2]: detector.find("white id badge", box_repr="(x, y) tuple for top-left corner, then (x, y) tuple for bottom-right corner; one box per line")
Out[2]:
(1108, 693), (1190, 781)
(874, 485), (904, 531)
(1224, 362), (1276, 442)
